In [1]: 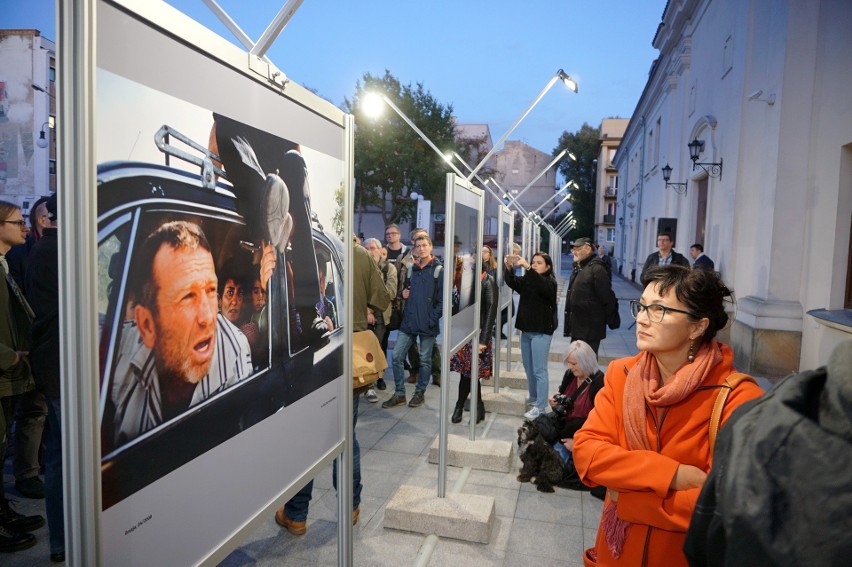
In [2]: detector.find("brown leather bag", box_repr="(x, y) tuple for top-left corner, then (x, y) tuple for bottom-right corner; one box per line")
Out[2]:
(352, 330), (388, 389)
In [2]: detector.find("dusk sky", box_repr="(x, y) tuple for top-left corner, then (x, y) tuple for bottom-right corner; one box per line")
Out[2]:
(7, 0), (666, 157)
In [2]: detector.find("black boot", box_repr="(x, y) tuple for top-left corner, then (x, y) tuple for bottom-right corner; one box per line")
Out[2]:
(451, 403), (464, 423)
(476, 402), (486, 423)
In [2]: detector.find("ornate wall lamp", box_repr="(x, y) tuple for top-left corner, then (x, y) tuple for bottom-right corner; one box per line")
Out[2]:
(661, 163), (687, 195)
(688, 139), (723, 180)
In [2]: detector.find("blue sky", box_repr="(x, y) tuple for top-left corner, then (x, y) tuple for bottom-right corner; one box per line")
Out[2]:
(7, 0), (666, 155)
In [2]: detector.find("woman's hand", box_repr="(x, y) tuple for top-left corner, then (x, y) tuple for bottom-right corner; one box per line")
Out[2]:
(548, 395), (558, 409)
(561, 438), (574, 450)
(367, 310), (376, 326)
(607, 489), (619, 502)
(669, 464), (708, 491)
(478, 343), (486, 354)
(402, 287), (410, 299)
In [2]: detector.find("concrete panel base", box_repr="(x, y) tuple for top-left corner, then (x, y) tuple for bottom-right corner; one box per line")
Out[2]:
(482, 389), (527, 415)
(483, 370), (527, 390)
(427, 434), (514, 473)
(384, 485), (495, 543)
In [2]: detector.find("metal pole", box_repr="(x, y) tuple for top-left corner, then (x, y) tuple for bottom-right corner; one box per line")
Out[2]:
(381, 95), (468, 180)
(337, 113), (355, 567)
(59, 0), (100, 563)
(530, 181), (570, 216)
(250, 0), (304, 58)
(437, 173), (455, 498)
(540, 193), (572, 221)
(201, 0), (274, 64)
(467, 72), (562, 181)
(509, 149), (567, 204)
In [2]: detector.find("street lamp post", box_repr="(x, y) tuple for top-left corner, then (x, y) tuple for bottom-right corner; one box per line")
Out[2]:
(466, 68), (578, 181)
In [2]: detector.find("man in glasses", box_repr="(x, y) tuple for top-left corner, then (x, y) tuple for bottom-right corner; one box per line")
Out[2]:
(384, 224), (407, 265)
(641, 232), (689, 282)
(563, 237), (617, 355)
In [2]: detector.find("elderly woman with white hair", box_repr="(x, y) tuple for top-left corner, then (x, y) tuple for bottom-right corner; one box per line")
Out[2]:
(549, 340), (605, 463)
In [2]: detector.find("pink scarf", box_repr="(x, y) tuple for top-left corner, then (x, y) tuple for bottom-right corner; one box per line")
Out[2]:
(600, 340), (722, 558)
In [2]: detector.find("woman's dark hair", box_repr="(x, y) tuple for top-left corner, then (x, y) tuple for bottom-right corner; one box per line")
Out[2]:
(641, 265), (733, 344)
(533, 252), (555, 280)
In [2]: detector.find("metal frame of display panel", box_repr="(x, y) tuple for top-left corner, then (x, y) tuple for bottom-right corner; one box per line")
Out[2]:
(438, 174), (484, 493)
(61, 1), (355, 564)
(493, 206), (514, 391)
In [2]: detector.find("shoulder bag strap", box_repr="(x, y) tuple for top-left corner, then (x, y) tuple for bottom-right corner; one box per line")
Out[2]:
(708, 372), (756, 458)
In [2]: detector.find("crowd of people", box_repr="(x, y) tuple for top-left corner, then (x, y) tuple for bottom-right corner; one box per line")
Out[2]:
(6, 207), (846, 566)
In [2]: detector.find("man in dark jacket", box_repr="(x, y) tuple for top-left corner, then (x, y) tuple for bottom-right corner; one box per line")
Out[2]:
(562, 237), (617, 355)
(689, 243), (715, 271)
(684, 341), (852, 567)
(640, 232), (689, 283)
(25, 193), (63, 562)
(383, 234), (443, 410)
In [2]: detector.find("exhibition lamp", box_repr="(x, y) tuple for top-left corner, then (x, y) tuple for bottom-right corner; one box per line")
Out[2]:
(687, 139), (723, 180)
(361, 91), (468, 180)
(660, 163), (687, 195)
(465, 68), (579, 181)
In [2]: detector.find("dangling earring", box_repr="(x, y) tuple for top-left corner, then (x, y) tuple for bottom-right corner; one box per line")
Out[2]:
(687, 340), (696, 362)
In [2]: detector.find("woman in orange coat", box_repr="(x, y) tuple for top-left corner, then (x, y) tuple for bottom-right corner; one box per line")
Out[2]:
(573, 265), (763, 566)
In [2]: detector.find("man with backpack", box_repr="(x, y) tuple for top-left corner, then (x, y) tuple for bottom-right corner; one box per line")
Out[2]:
(382, 234), (443, 409)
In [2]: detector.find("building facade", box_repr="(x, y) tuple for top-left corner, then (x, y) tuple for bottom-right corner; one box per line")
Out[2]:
(0, 29), (56, 214)
(613, 0), (852, 377)
(594, 118), (628, 252)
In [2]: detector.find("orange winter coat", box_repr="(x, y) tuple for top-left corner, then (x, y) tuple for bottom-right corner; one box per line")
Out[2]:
(573, 343), (763, 567)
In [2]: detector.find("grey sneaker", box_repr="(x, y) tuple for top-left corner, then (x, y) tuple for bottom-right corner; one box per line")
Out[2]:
(381, 393), (407, 408)
(408, 390), (425, 408)
(365, 389), (379, 403)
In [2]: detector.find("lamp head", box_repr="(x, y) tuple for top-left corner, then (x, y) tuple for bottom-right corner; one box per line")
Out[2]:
(661, 163), (673, 182)
(688, 139), (704, 163)
(557, 69), (579, 93)
(362, 92), (385, 119)
(36, 130), (48, 149)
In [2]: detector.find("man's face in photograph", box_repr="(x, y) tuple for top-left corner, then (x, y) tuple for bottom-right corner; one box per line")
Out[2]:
(139, 244), (219, 384)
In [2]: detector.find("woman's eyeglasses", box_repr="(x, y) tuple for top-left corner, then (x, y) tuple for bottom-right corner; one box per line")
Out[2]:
(0, 220), (27, 228)
(629, 300), (699, 323)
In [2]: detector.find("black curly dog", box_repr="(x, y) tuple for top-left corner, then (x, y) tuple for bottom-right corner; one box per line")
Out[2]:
(516, 420), (566, 493)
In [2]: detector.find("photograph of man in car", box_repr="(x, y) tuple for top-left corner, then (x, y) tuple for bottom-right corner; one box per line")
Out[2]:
(108, 221), (255, 446)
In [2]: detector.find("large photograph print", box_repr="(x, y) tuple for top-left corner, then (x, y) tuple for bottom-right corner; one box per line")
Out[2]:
(448, 177), (482, 352)
(96, 68), (345, 508)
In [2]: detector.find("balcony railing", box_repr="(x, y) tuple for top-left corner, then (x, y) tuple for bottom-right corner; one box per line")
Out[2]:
(604, 187), (617, 197)
(602, 214), (616, 225)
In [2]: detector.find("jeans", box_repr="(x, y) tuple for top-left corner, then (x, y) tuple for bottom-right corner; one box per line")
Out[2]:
(520, 331), (552, 410)
(44, 396), (64, 554)
(285, 396), (361, 522)
(392, 331), (434, 395)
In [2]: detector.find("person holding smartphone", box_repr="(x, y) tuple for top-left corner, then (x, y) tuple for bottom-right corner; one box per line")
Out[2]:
(503, 251), (558, 419)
